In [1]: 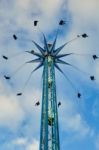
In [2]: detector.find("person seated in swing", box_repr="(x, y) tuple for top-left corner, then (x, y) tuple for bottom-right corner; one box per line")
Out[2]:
(58, 101), (61, 107)
(35, 101), (40, 106)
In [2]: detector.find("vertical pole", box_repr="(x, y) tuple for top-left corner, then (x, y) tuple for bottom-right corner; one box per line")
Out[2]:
(53, 66), (60, 149)
(40, 56), (60, 150)
(40, 57), (48, 150)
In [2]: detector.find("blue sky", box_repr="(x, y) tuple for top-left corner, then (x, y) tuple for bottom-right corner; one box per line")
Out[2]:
(0, 0), (99, 150)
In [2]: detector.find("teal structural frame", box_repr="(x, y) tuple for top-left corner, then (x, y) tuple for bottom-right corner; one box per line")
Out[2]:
(22, 33), (86, 150)
(40, 56), (60, 150)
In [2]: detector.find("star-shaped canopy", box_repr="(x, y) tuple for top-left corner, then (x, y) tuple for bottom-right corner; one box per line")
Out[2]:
(3, 32), (96, 98)
(25, 33), (88, 74)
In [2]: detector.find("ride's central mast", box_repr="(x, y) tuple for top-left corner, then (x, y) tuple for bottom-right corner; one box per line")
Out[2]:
(4, 30), (89, 150)
(40, 54), (60, 150)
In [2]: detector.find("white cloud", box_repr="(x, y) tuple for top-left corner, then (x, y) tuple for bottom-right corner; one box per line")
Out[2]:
(0, 94), (25, 130)
(94, 61), (99, 84)
(0, 0), (64, 36)
(0, 77), (42, 133)
(0, 0), (99, 149)
(40, 0), (63, 17)
(68, 0), (99, 29)
(11, 137), (39, 150)
(21, 89), (41, 113)
(27, 139), (39, 150)
(12, 137), (27, 145)
(59, 99), (90, 139)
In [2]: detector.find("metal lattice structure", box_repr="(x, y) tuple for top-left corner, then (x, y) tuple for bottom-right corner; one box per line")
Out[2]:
(40, 48), (60, 150)
(2, 23), (97, 149)
(22, 33), (88, 150)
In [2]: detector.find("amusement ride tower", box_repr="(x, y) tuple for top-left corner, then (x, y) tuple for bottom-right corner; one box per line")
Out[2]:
(3, 27), (92, 150)
(23, 33), (88, 150)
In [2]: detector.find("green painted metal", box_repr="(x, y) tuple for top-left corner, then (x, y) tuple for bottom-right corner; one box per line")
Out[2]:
(40, 58), (48, 150)
(24, 33), (78, 150)
(10, 32), (88, 150)
(40, 56), (60, 150)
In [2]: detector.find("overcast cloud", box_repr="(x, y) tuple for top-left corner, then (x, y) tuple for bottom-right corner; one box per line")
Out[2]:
(0, 0), (99, 150)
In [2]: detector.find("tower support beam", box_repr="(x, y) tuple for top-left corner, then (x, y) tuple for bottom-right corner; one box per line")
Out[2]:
(40, 56), (60, 150)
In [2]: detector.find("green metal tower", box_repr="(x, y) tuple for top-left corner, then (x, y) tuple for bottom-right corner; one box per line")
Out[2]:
(28, 33), (88, 150)
(40, 53), (60, 150)
(3, 31), (89, 150)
